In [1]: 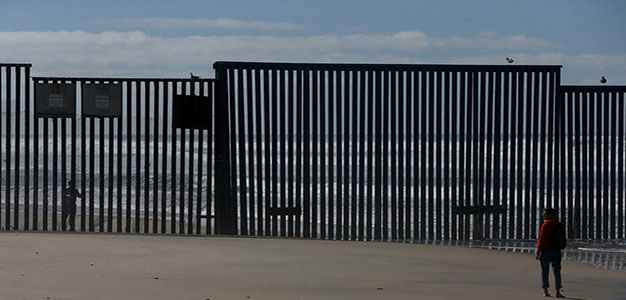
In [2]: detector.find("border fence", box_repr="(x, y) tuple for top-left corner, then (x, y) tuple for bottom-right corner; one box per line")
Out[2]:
(1, 62), (625, 243)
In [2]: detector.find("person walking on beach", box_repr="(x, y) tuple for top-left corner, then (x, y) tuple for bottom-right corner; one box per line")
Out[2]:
(536, 208), (566, 298)
(62, 180), (82, 231)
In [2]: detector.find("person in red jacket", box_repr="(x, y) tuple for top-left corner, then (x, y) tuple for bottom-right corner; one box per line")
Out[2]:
(535, 208), (565, 298)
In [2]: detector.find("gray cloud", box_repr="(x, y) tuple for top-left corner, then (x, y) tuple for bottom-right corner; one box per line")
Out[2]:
(97, 18), (305, 31)
(0, 30), (622, 84)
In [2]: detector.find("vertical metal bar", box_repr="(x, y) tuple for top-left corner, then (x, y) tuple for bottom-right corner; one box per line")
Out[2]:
(214, 68), (235, 235)
(328, 70), (335, 239)
(581, 91), (589, 239)
(44, 117), (49, 231)
(89, 116), (95, 232)
(108, 117), (114, 232)
(428, 70), (436, 241)
(374, 70), (382, 240)
(588, 91), (596, 239)
(117, 108), (122, 232)
(573, 91), (581, 238)
(500, 72), (510, 240)
(594, 91), (602, 239)
(125, 82), (132, 233)
(287, 69), (294, 237)
(472, 72), (484, 239)
(509, 71), (519, 240)
(310, 70), (319, 238)
(524, 73), (533, 239)
(493, 71), (502, 239)
(539, 73), (549, 235)
(135, 82), (141, 233)
(153, 81), (160, 234)
(436, 71), (443, 240)
(289, 70), (304, 237)
(337, 70), (344, 240)
(247, 70), (255, 236)
(53, 117), (58, 231)
(421, 71), (428, 240)
(557, 74), (565, 230)
(359, 69), (366, 241)
(390, 70), (397, 241)
(180, 82), (188, 234)
(255, 71), (264, 236)
(188, 89), (195, 235)
(145, 82), (151, 234)
(34, 96), (39, 231)
(457, 72), (466, 240)
(443, 71), (451, 240)
(603, 91), (610, 239)
(15, 67), (21, 231)
(367, 70), (374, 241)
(304, 69), (312, 237)
(0, 67), (3, 229)
(206, 81), (214, 235)
(61, 115), (67, 231)
(195, 82), (202, 235)
(451, 71), (458, 240)
(99, 117), (105, 232)
(383, 71), (390, 241)
(271, 69), (278, 237)
(566, 91), (573, 237)
(279, 69), (287, 237)
(610, 91), (617, 239)
(320, 70), (328, 239)
(397, 70), (405, 241)
(516, 72), (525, 239)
(618, 91), (624, 238)
(546, 73), (556, 211)
(352, 70), (359, 240)
(484, 71), (493, 239)
(263, 70), (271, 236)
(171, 81), (179, 234)
(531, 73), (540, 239)
(464, 72), (473, 241)
(161, 81), (169, 234)
(342, 70), (350, 240)
(24, 68), (31, 231)
(6, 68), (12, 230)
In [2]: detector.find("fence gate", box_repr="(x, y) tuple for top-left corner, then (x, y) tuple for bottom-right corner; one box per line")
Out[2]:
(213, 61), (563, 241)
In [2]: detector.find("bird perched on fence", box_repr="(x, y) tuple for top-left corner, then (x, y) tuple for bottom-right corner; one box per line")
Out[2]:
(506, 57), (514, 64)
(190, 72), (200, 80)
(600, 76), (607, 84)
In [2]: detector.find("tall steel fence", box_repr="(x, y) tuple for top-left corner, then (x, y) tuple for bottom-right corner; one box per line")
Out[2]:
(2, 62), (625, 243)
(561, 86), (626, 240)
(1, 63), (217, 234)
(213, 62), (575, 241)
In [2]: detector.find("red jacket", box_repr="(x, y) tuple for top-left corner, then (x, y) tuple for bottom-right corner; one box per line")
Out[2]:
(537, 219), (563, 253)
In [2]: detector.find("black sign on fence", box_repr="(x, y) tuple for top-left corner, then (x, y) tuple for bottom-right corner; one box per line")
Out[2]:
(81, 82), (122, 117)
(35, 82), (76, 117)
(172, 94), (212, 129)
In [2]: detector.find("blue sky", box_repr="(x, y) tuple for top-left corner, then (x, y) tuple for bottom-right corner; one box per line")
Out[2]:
(1, 0), (625, 83)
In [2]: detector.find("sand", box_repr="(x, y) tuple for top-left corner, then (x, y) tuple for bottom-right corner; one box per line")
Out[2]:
(1, 233), (625, 300)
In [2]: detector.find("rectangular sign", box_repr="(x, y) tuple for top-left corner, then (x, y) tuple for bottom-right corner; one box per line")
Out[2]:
(82, 83), (122, 117)
(35, 82), (76, 117)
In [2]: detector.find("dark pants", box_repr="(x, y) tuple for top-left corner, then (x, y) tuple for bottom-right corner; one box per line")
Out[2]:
(540, 248), (562, 289)
(62, 203), (77, 231)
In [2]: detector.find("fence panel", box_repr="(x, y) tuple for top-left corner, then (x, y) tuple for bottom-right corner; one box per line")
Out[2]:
(213, 62), (562, 241)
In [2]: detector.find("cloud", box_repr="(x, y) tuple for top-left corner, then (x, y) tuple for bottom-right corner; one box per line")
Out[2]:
(98, 18), (305, 31)
(0, 30), (622, 84)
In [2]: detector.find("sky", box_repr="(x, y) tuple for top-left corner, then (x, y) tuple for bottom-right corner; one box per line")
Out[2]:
(1, 0), (625, 84)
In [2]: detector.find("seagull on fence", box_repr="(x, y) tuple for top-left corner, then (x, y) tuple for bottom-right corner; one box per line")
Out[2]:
(506, 57), (514, 64)
(600, 76), (607, 84)
(190, 72), (200, 80)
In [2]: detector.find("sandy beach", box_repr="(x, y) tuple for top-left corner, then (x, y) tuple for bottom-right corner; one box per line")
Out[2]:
(1, 233), (625, 300)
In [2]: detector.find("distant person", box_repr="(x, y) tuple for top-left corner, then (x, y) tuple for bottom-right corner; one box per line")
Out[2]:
(535, 208), (566, 298)
(62, 180), (82, 231)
